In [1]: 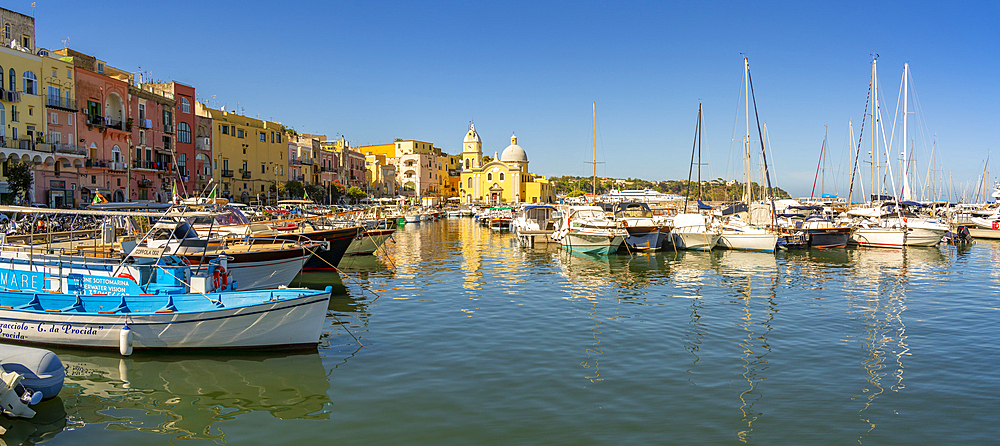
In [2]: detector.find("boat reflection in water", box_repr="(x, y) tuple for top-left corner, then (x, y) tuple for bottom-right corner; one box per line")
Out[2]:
(57, 351), (332, 441)
(0, 394), (66, 445)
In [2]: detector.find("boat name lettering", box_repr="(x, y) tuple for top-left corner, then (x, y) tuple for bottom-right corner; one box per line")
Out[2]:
(1, 321), (104, 337)
(0, 271), (42, 292)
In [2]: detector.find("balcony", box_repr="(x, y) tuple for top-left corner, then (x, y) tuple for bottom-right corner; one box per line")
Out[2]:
(163, 124), (174, 134)
(85, 114), (105, 127)
(44, 95), (77, 111)
(109, 161), (127, 172)
(292, 175), (305, 182)
(138, 178), (153, 188)
(301, 157), (314, 165)
(137, 118), (152, 129)
(222, 169), (234, 178)
(241, 170), (251, 179)
(289, 158), (303, 166)
(132, 160), (172, 171)
(53, 144), (86, 156)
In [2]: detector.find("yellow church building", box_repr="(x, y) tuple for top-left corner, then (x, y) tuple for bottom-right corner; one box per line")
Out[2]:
(459, 123), (555, 205)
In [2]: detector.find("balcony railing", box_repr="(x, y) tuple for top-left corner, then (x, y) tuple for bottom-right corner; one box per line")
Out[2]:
(222, 169), (234, 178)
(86, 114), (105, 127)
(53, 144), (86, 155)
(289, 159), (303, 166)
(301, 157), (314, 165)
(163, 124), (174, 134)
(241, 171), (251, 179)
(132, 160), (172, 171)
(44, 95), (77, 111)
(292, 175), (305, 182)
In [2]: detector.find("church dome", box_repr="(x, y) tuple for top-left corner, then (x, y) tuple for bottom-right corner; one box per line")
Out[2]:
(500, 133), (528, 163)
(464, 123), (481, 144)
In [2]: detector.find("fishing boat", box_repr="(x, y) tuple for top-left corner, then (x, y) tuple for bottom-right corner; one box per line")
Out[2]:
(551, 206), (627, 254)
(0, 249), (331, 354)
(0, 206), (318, 291)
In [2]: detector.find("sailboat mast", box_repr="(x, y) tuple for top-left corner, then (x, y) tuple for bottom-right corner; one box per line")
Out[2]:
(744, 57), (751, 204)
(810, 126), (827, 200)
(871, 58), (878, 200)
(592, 102), (597, 197)
(901, 62), (911, 200)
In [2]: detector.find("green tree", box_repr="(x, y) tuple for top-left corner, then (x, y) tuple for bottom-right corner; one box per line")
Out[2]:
(568, 190), (586, 197)
(346, 186), (367, 203)
(6, 161), (33, 205)
(284, 181), (304, 200)
(304, 183), (326, 203)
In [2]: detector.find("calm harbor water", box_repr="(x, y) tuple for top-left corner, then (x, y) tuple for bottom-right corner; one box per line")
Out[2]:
(5, 218), (999, 445)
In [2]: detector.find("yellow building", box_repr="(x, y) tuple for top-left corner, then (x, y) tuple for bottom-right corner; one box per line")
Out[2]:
(195, 102), (286, 203)
(0, 44), (45, 202)
(458, 123), (555, 205)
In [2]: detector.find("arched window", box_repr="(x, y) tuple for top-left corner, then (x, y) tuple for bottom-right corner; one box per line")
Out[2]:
(22, 71), (36, 95)
(8, 68), (15, 91)
(177, 122), (191, 143)
(111, 145), (121, 163)
(3, 24), (9, 41)
(467, 178), (472, 188)
(487, 173), (492, 181)
(181, 97), (191, 113)
(499, 172), (505, 182)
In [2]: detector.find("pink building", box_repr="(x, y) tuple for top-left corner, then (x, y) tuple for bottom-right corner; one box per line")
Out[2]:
(193, 113), (212, 195)
(54, 49), (130, 203)
(127, 79), (175, 202)
(347, 148), (365, 189)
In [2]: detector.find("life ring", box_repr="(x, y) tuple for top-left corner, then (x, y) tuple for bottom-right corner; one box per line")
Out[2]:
(220, 267), (229, 289)
(212, 267), (222, 291)
(117, 272), (137, 283)
(993, 220), (998, 231)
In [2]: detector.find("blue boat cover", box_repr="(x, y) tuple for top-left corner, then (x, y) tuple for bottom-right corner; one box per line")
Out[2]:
(697, 200), (713, 210)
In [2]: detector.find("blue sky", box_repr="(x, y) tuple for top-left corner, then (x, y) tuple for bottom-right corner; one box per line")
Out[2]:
(27, 1), (1000, 198)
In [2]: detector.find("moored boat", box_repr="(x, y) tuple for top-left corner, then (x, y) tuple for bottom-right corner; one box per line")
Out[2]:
(552, 206), (627, 254)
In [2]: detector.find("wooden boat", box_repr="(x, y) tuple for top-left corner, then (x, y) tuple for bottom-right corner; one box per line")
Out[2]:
(0, 251), (331, 353)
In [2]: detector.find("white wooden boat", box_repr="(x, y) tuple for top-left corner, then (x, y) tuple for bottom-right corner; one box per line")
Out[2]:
(0, 255), (331, 353)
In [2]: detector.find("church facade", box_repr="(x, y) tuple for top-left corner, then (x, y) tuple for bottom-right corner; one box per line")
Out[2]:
(458, 124), (555, 205)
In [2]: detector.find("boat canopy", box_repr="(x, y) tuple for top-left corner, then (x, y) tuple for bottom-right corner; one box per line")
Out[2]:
(612, 202), (653, 218)
(697, 200), (713, 210)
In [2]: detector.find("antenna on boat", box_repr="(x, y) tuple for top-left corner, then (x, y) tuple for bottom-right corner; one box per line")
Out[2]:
(585, 102), (604, 202)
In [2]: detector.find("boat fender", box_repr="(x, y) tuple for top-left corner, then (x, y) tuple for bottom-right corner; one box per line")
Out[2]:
(221, 268), (229, 290)
(119, 326), (133, 356)
(212, 267), (225, 291)
(993, 221), (998, 231)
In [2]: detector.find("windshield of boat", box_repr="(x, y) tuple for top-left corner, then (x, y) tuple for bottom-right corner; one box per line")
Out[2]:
(616, 204), (652, 218)
(147, 221), (199, 240)
(190, 206), (251, 226)
(573, 209), (605, 220)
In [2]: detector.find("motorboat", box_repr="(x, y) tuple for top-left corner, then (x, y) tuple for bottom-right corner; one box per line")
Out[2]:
(511, 205), (560, 247)
(552, 206), (627, 254)
(668, 213), (721, 251)
(610, 202), (669, 251)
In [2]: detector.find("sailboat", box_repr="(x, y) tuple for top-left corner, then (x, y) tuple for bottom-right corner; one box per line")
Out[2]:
(670, 103), (721, 251)
(716, 57), (779, 253)
(552, 103), (628, 254)
(847, 59), (946, 248)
